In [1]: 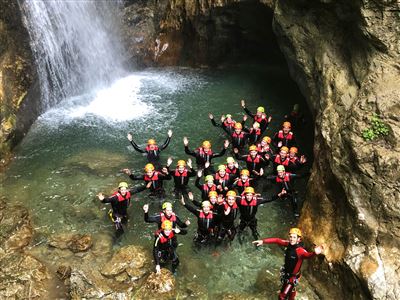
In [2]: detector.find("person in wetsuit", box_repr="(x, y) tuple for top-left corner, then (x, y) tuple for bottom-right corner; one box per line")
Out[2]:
(234, 145), (267, 179)
(127, 130), (172, 168)
(273, 121), (297, 149)
(195, 171), (218, 200)
(143, 201), (189, 233)
(216, 190), (239, 244)
(253, 228), (323, 300)
(209, 113), (236, 136)
(97, 181), (146, 238)
(287, 147), (307, 174)
(241, 99), (272, 134)
(165, 158), (196, 198)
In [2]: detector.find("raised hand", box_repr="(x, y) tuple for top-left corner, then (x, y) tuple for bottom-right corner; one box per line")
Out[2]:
(224, 140), (230, 148)
(183, 137), (189, 146)
(143, 204), (149, 213)
(167, 157), (173, 167)
(241, 99), (246, 108)
(209, 113), (214, 119)
(97, 193), (105, 201)
(122, 168), (132, 175)
(168, 129), (173, 137)
(127, 133), (133, 141)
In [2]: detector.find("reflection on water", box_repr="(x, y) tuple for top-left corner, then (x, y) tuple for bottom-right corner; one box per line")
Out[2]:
(0, 65), (316, 298)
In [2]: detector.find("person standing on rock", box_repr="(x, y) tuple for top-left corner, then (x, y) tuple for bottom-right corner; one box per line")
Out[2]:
(97, 182), (147, 238)
(127, 130), (172, 169)
(153, 220), (183, 275)
(253, 228), (323, 300)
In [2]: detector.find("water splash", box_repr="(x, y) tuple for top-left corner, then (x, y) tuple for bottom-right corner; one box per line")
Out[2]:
(19, 0), (125, 109)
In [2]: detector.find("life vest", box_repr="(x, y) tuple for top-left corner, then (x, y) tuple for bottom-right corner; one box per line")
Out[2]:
(145, 145), (159, 152)
(250, 128), (261, 136)
(160, 212), (177, 223)
(257, 144), (271, 153)
(199, 211), (213, 220)
(223, 120), (235, 128)
(232, 131), (246, 139)
(289, 156), (299, 164)
(274, 155), (289, 166)
(284, 243), (303, 276)
(240, 196), (257, 206)
(237, 179), (250, 188)
(197, 147), (213, 160)
(246, 155), (261, 164)
(175, 169), (188, 185)
(224, 202), (238, 210)
(254, 113), (267, 123)
(277, 130), (294, 140)
(215, 173), (230, 182)
(113, 191), (131, 202)
(155, 230), (175, 244)
(203, 184), (217, 192)
(276, 173), (291, 183)
(144, 171), (159, 182)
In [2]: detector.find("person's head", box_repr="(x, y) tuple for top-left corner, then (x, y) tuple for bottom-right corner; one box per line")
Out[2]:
(249, 145), (258, 156)
(240, 169), (250, 181)
(208, 191), (218, 204)
(205, 175), (214, 186)
(244, 187), (255, 201)
(202, 201), (212, 213)
(256, 106), (265, 117)
(217, 164), (226, 176)
(202, 140), (211, 153)
(161, 220), (173, 236)
(118, 182), (129, 196)
(277, 165), (285, 177)
(234, 122), (242, 133)
(144, 163), (155, 176)
(177, 160), (186, 172)
(253, 122), (260, 129)
(282, 121), (291, 134)
(225, 114), (233, 122)
(226, 157), (235, 169)
(162, 202), (173, 217)
(261, 136), (271, 146)
(289, 147), (298, 158)
(288, 227), (302, 245)
(280, 146), (289, 159)
(226, 190), (236, 205)
(147, 139), (157, 150)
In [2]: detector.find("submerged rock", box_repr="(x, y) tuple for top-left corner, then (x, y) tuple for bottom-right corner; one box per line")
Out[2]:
(48, 233), (92, 253)
(134, 268), (176, 299)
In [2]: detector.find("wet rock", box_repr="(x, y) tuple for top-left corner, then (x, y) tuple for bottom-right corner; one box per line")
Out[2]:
(101, 245), (151, 282)
(134, 268), (176, 299)
(57, 264), (72, 280)
(48, 233), (92, 253)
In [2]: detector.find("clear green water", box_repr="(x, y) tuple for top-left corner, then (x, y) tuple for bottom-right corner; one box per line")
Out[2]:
(0, 64), (316, 298)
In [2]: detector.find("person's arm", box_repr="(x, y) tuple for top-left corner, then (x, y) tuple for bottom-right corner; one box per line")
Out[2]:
(297, 247), (316, 259)
(127, 133), (146, 153)
(153, 242), (161, 273)
(99, 194), (118, 204)
(160, 130), (172, 150)
(209, 113), (221, 127)
(129, 183), (147, 195)
(212, 140), (229, 158)
(143, 204), (161, 223)
(175, 215), (188, 228)
(244, 106), (255, 118)
(262, 238), (289, 246)
(181, 197), (200, 216)
(129, 174), (144, 181)
(195, 171), (203, 190)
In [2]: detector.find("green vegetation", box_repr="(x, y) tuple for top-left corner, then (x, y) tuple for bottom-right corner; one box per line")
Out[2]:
(362, 114), (390, 141)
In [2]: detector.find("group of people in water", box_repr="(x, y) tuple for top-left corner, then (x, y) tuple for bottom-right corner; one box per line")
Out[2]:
(97, 100), (323, 300)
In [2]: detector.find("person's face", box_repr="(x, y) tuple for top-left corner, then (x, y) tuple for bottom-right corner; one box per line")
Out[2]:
(289, 152), (295, 158)
(146, 170), (154, 177)
(207, 179), (214, 186)
(245, 193), (253, 201)
(226, 116), (232, 122)
(209, 196), (217, 204)
(119, 187), (127, 196)
(203, 205), (211, 213)
(203, 147), (210, 153)
(280, 150), (287, 159)
(235, 128), (241, 134)
(256, 111), (262, 117)
(178, 165), (185, 172)
(283, 126), (290, 134)
(148, 144), (156, 150)
(288, 233), (300, 245)
(164, 207), (173, 217)
(164, 229), (172, 236)
(227, 162), (234, 168)
(278, 170), (285, 178)
(218, 169), (226, 177)
(241, 175), (248, 181)
(227, 196), (235, 205)
(253, 123), (259, 129)
(250, 150), (258, 156)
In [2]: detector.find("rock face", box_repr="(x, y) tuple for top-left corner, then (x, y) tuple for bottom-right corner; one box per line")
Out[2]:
(0, 1), (36, 164)
(271, 0), (400, 299)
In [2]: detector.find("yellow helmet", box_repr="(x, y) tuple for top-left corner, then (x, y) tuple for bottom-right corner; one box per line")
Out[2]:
(289, 227), (302, 237)
(240, 169), (250, 176)
(289, 147), (298, 154)
(202, 201), (211, 208)
(280, 146), (289, 153)
(226, 157), (235, 164)
(234, 122), (242, 129)
(226, 114), (232, 119)
(262, 136), (271, 143)
(283, 121), (291, 128)
(218, 165), (226, 171)
(177, 160), (186, 166)
(147, 139), (156, 145)
(202, 140), (211, 149)
(257, 106), (265, 113)
(249, 145), (258, 151)
(161, 220), (173, 230)
(118, 182), (129, 189)
(205, 175), (214, 182)
(253, 122), (260, 128)
(276, 165), (285, 172)
(162, 202), (173, 210)
(144, 163), (155, 172)
(208, 191), (218, 198)
(226, 190), (237, 198)
(244, 187), (255, 194)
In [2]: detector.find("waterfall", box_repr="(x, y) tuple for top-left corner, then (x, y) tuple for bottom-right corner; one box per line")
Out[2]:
(18, 0), (126, 110)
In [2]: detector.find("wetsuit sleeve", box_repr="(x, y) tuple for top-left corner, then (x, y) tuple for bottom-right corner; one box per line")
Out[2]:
(129, 184), (147, 194)
(297, 247), (316, 259)
(160, 136), (171, 151)
(212, 146), (227, 158)
(211, 118), (221, 128)
(234, 153), (247, 162)
(153, 239), (161, 265)
(195, 176), (202, 190)
(265, 175), (277, 182)
(175, 215), (188, 228)
(184, 146), (196, 157)
(187, 168), (196, 177)
(191, 199), (202, 208)
(183, 202), (200, 217)
(272, 132), (280, 147)
(130, 140), (146, 153)
(144, 213), (161, 223)
(262, 238), (289, 246)
(160, 171), (172, 180)
(256, 196), (275, 205)
(244, 107), (255, 118)
(101, 195), (118, 204)
(129, 174), (144, 181)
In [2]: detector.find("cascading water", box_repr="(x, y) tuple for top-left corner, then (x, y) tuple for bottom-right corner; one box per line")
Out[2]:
(18, 0), (126, 110)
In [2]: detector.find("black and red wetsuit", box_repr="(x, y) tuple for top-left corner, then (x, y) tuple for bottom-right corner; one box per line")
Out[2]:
(287, 156), (306, 173)
(195, 176), (217, 200)
(129, 135), (171, 168)
(185, 145), (227, 174)
(232, 177), (254, 195)
(211, 117), (236, 136)
(262, 238), (316, 300)
(129, 170), (171, 199)
(243, 106), (271, 133)
(182, 201), (216, 245)
(153, 229), (182, 273)
(166, 166), (196, 197)
(217, 201), (239, 243)
(247, 127), (262, 145)
(272, 154), (290, 174)
(273, 130), (297, 148)
(225, 165), (240, 180)
(235, 153), (267, 176)
(144, 211), (188, 233)
(229, 130), (249, 151)
(214, 172), (233, 194)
